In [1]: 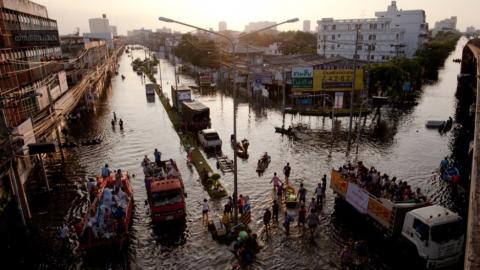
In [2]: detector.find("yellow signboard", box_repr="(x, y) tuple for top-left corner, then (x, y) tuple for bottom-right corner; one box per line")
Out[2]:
(314, 69), (364, 91)
(330, 170), (348, 196)
(367, 197), (392, 227)
(292, 69), (364, 92)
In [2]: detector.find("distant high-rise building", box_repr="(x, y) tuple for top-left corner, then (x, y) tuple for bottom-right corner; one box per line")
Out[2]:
(466, 26), (476, 35)
(85, 14), (113, 48)
(109, 25), (117, 37)
(303, 20), (311, 32)
(219, 21), (227, 32)
(432, 16), (457, 37)
(245, 21), (276, 32)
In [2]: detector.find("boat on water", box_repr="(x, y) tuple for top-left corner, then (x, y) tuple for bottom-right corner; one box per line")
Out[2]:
(145, 83), (157, 96)
(284, 185), (298, 208)
(75, 171), (133, 250)
(256, 154), (271, 173)
(274, 126), (297, 137)
(216, 155), (233, 172)
(231, 135), (249, 158)
(143, 159), (187, 222)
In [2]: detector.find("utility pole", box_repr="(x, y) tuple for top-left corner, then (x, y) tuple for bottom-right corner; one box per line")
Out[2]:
(281, 65), (286, 128)
(347, 27), (360, 154)
(355, 43), (371, 160)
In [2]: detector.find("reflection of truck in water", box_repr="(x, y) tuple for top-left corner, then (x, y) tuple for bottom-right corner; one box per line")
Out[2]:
(330, 170), (464, 269)
(144, 160), (186, 222)
(182, 100), (211, 132)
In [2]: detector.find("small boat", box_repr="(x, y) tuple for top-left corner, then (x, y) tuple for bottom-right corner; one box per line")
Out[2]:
(275, 126), (296, 137)
(121, 75), (125, 80)
(425, 120), (445, 129)
(80, 139), (102, 146)
(231, 135), (249, 159)
(284, 185), (298, 208)
(256, 154), (271, 172)
(216, 155), (234, 172)
(439, 117), (453, 133)
(74, 171), (133, 250)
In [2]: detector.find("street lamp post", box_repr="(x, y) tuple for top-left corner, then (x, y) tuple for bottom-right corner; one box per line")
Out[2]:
(159, 17), (298, 223)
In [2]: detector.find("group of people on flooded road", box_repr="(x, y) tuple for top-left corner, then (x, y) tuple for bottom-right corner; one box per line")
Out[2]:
(338, 161), (427, 203)
(264, 162), (327, 241)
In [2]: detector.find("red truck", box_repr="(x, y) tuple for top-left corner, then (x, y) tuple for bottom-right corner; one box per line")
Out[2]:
(144, 159), (186, 222)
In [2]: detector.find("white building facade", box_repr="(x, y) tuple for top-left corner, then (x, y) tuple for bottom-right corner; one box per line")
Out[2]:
(303, 20), (311, 32)
(245, 21), (276, 32)
(317, 1), (427, 61)
(432, 17), (457, 37)
(85, 14), (113, 48)
(219, 21), (226, 32)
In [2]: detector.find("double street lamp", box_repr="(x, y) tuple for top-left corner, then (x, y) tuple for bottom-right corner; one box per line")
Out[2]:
(159, 16), (298, 222)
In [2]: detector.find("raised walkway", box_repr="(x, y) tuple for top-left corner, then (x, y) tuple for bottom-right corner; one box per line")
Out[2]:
(465, 40), (480, 270)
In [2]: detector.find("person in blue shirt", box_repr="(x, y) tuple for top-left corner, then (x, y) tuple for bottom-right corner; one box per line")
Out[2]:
(440, 157), (449, 174)
(154, 149), (162, 165)
(101, 164), (111, 178)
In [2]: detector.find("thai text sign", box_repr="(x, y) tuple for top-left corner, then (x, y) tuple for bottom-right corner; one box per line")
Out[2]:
(346, 183), (369, 214)
(330, 170), (348, 196)
(292, 67), (313, 88)
(368, 198), (392, 228)
(313, 69), (364, 91)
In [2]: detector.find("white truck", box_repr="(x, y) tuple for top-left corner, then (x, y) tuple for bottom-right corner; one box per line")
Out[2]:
(330, 170), (464, 269)
(198, 129), (222, 150)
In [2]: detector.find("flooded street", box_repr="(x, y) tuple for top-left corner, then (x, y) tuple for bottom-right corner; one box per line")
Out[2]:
(59, 37), (467, 269)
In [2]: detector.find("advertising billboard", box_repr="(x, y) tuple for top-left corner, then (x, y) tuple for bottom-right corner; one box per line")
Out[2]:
(292, 67), (313, 88)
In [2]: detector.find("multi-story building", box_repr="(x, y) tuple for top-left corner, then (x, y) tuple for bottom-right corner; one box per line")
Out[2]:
(317, 1), (427, 61)
(219, 21), (226, 32)
(0, 0), (66, 128)
(84, 14), (113, 48)
(60, 35), (107, 86)
(374, 1), (428, 57)
(156, 26), (171, 34)
(303, 20), (311, 32)
(432, 16), (457, 37)
(109, 25), (117, 37)
(245, 21), (276, 33)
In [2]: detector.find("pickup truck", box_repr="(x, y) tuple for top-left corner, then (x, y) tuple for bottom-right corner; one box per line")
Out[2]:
(330, 170), (464, 269)
(198, 129), (222, 150)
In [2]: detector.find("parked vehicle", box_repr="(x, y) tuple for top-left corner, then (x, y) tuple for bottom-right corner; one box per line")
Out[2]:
(182, 100), (211, 132)
(145, 83), (156, 96)
(330, 170), (464, 269)
(198, 129), (222, 150)
(75, 171), (133, 250)
(144, 159), (186, 222)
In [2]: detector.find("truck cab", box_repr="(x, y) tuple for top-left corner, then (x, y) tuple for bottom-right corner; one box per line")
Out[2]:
(402, 205), (464, 269)
(148, 178), (186, 222)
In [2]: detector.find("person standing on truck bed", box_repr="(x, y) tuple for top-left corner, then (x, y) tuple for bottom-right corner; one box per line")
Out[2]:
(154, 149), (162, 165)
(101, 164), (111, 178)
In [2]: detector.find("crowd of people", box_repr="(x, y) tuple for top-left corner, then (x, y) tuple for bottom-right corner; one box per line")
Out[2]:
(80, 165), (130, 242)
(338, 161), (427, 203)
(142, 149), (179, 179)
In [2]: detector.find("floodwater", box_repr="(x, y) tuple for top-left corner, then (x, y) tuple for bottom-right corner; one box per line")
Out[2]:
(30, 37), (467, 269)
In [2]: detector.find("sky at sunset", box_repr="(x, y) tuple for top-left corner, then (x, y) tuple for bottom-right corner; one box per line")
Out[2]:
(34, 0), (479, 35)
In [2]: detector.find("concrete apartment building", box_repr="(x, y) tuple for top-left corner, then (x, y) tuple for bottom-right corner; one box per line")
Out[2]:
(245, 21), (276, 33)
(303, 20), (311, 32)
(84, 14), (116, 48)
(317, 1), (428, 61)
(219, 21), (226, 32)
(432, 16), (457, 37)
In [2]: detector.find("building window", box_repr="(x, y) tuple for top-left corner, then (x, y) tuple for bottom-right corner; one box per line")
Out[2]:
(337, 44), (340, 48)
(357, 45), (362, 51)
(323, 25), (328, 30)
(332, 24), (336, 30)
(338, 34), (341, 38)
(331, 45), (335, 50)
(331, 35), (335, 40)
(371, 55), (374, 60)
